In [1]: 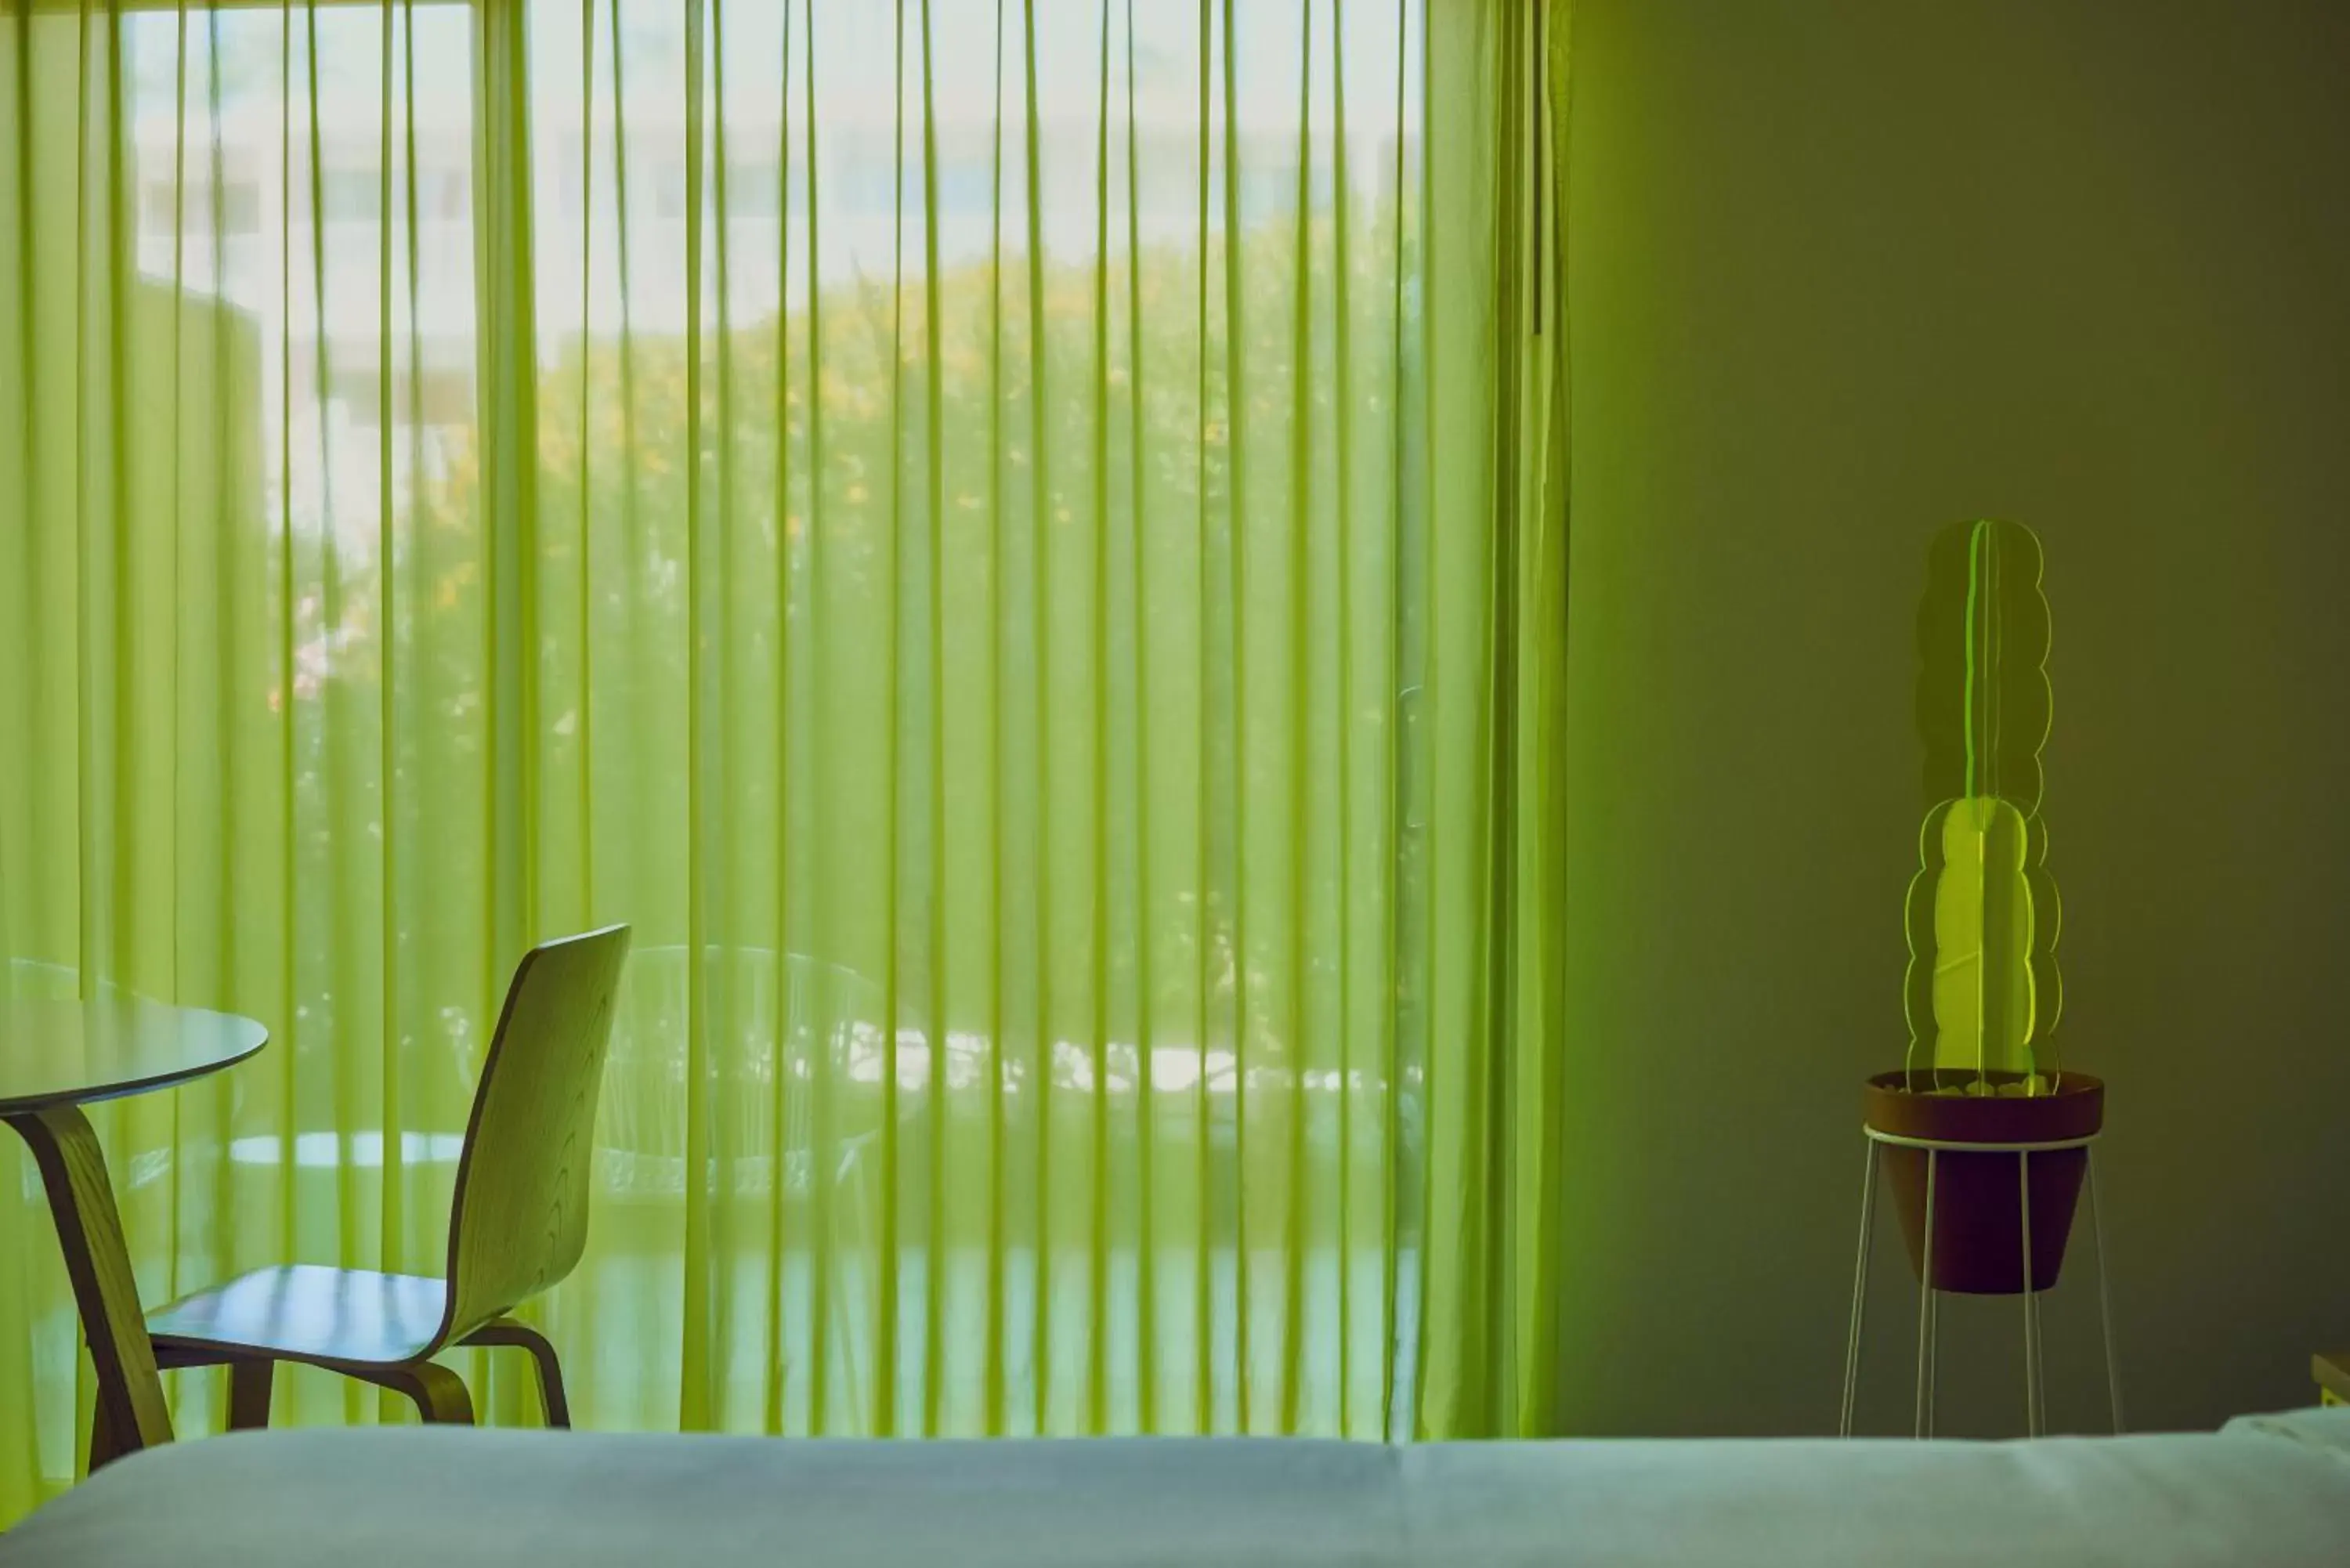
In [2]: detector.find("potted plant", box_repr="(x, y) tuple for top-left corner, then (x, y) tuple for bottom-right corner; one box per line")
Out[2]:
(1868, 518), (2102, 1295)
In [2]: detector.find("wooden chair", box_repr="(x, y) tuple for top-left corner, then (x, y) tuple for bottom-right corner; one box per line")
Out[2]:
(124, 925), (632, 1447)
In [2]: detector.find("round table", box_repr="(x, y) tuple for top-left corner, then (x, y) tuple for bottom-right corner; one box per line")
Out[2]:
(0, 999), (267, 1465)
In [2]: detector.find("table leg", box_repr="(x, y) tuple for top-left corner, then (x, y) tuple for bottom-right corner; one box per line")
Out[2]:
(5, 1104), (173, 1466)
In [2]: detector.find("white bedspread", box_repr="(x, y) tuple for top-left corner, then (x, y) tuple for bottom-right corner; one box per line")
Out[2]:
(6, 1407), (2348, 1566)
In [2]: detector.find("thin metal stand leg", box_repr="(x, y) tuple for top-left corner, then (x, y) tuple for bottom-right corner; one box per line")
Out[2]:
(1914, 1150), (1937, 1439)
(2085, 1148), (2124, 1433)
(1841, 1139), (1879, 1437)
(2019, 1152), (2040, 1436)
(2029, 1279), (2048, 1431)
(1928, 1285), (1940, 1434)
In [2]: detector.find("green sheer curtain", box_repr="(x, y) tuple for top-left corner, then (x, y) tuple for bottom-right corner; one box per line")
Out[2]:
(0, 0), (1565, 1512)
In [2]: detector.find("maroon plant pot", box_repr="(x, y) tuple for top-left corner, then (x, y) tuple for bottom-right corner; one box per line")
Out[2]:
(1864, 1069), (2105, 1296)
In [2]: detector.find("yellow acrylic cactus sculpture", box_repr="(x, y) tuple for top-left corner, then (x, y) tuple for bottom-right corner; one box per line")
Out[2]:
(1902, 520), (2061, 1095)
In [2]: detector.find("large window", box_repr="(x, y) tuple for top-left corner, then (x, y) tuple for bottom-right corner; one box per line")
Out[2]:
(3, 0), (1565, 1503)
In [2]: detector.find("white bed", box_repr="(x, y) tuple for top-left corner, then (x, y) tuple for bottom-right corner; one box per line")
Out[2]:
(6, 1407), (2348, 1566)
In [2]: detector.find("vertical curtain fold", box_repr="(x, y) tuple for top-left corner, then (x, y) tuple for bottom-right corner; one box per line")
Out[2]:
(0, 0), (1569, 1516)
(1408, 0), (1570, 1442)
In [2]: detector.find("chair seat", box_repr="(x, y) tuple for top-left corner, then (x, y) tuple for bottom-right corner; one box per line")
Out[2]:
(146, 1264), (450, 1370)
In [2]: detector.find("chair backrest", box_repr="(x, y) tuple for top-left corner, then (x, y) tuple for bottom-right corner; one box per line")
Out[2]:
(440, 924), (631, 1343)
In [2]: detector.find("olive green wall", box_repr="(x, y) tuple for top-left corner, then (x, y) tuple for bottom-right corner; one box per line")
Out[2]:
(1559, 0), (2350, 1436)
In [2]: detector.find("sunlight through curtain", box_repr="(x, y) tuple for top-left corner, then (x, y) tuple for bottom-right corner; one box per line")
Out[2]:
(0, 0), (1566, 1513)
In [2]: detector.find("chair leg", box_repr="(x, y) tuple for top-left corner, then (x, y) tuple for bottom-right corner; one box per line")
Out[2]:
(88, 1400), (118, 1474)
(93, 1343), (227, 1466)
(358, 1361), (475, 1424)
(463, 1319), (572, 1429)
(227, 1358), (274, 1432)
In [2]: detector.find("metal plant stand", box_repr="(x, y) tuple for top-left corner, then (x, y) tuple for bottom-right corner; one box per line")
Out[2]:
(1839, 1125), (2123, 1439)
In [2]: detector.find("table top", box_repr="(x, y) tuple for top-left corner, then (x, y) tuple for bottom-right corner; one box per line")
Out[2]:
(0, 999), (268, 1115)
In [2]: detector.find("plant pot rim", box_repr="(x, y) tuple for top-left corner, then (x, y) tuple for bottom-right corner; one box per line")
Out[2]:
(1864, 1068), (2104, 1144)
